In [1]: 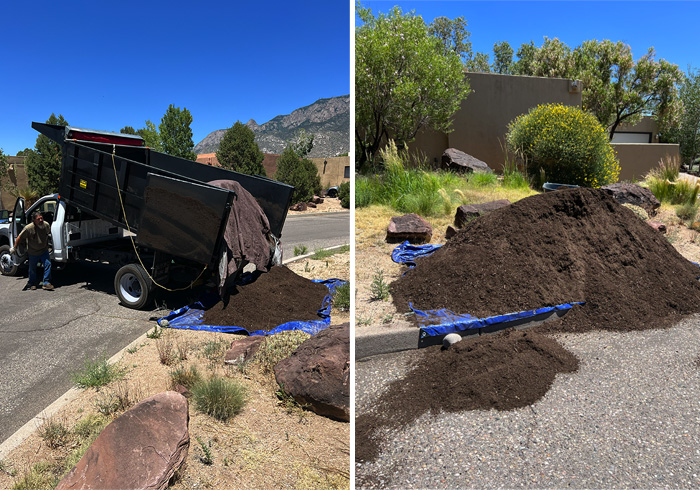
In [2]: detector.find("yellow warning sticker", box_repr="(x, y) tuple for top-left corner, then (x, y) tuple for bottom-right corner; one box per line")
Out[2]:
(80, 180), (87, 189)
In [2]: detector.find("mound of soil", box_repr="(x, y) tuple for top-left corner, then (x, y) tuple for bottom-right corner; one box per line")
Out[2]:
(391, 187), (700, 333)
(203, 266), (329, 332)
(356, 329), (579, 463)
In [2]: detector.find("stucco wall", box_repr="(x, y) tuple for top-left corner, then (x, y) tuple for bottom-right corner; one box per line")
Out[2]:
(310, 156), (350, 189)
(612, 143), (679, 182)
(410, 72), (582, 171)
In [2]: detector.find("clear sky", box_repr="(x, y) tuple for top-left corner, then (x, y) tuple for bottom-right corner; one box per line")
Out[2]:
(356, 1), (700, 78)
(1, 0), (350, 156)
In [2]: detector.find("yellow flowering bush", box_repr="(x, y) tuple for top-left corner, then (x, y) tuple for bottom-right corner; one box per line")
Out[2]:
(506, 103), (620, 187)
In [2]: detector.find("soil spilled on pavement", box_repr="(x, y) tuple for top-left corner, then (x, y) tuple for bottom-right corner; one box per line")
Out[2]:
(358, 188), (700, 466)
(203, 265), (329, 332)
(356, 329), (579, 463)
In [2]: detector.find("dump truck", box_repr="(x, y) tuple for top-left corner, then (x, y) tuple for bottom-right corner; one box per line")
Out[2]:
(0, 122), (294, 308)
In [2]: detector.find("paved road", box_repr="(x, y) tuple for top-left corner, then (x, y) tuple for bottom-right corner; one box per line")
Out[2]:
(281, 211), (350, 259)
(0, 211), (349, 445)
(356, 318), (700, 489)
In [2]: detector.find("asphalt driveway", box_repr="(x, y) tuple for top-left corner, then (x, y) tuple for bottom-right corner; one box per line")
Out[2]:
(356, 317), (700, 489)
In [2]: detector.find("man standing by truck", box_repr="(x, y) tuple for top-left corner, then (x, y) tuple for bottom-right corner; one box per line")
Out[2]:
(10, 211), (54, 290)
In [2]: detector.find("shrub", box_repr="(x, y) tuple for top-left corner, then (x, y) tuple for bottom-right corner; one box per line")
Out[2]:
(192, 376), (247, 421)
(646, 156), (700, 205)
(370, 269), (390, 301)
(507, 103), (620, 187)
(275, 147), (321, 204)
(332, 282), (350, 312)
(70, 353), (124, 389)
(38, 418), (70, 449)
(255, 330), (311, 373)
(170, 365), (203, 390)
(338, 181), (350, 208)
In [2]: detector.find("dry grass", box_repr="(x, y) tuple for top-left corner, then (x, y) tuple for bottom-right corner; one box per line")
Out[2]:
(0, 251), (351, 490)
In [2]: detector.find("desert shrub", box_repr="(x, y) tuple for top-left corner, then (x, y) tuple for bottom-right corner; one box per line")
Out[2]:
(502, 155), (532, 190)
(170, 365), (203, 390)
(676, 202), (699, 222)
(645, 156), (700, 206)
(332, 282), (350, 312)
(192, 376), (247, 421)
(72, 414), (109, 440)
(507, 103), (620, 187)
(275, 147), (321, 204)
(338, 181), (350, 208)
(468, 171), (498, 187)
(38, 418), (70, 449)
(255, 330), (311, 373)
(70, 353), (124, 389)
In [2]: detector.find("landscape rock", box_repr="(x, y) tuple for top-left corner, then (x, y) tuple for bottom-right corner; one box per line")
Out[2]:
(56, 391), (189, 490)
(445, 225), (459, 240)
(290, 202), (307, 212)
(386, 213), (433, 244)
(225, 336), (265, 365)
(274, 323), (350, 421)
(312, 195), (324, 204)
(647, 221), (667, 233)
(307, 202), (317, 208)
(441, 148), (493, 173)
(454, 200), (511, 228)
(601, 183), (661, 216)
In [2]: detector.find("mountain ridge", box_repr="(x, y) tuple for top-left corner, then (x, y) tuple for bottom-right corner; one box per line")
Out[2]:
(194, 95), (349, 158)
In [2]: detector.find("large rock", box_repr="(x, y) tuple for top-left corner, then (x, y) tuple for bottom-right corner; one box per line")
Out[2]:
(225, 336), (265, 365)
(454, 200), (511, 228)
(290, 202), (308, 212)
(56, 391), (189, 490)
(601, 183), (661, 217)
(274, 323), (350, 421)
(442, 148), (493, 173)
(386, 213), (433, 244)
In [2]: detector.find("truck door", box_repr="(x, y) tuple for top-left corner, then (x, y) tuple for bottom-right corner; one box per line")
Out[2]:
(10, 197), (26, 254)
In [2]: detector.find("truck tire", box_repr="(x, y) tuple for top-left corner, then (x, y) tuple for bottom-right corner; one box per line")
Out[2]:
(0, 244), (18, 276)
(114, 263), (153, 309)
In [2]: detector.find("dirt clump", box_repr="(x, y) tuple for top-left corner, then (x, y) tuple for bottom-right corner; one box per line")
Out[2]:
(391, 187), (700, 333)
(203, 265), (329, 331)
(356, 329), (579, 463)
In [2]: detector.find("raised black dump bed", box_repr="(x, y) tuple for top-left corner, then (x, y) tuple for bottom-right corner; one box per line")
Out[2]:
(34, 122), (293, 267)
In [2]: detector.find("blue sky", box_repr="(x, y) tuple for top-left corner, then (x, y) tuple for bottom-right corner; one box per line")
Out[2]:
(356, 1), (700, 77)
(1, 0), (350, 156)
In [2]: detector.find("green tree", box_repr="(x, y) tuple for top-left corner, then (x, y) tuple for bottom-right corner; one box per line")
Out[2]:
(138, 120), (162, 151)
(274, 147), (321, 204)
(290, 129), (315, 159)
(215, 121), (266, 176)
(532, 37), (575, 78)
(513, 41), (538, 75)
(669, 67), (700, 164)
(120, 126), (137, 135)
(466, 51), (490, 73)
(159, 105), (197, 160)
(25, 113), (68, 196)
(16, 148), (33, 157)
(573, 41), (683, 139)
(492, 41), (514, 74)
(355, 5), (471, 169)
(0, 148), (8, 192)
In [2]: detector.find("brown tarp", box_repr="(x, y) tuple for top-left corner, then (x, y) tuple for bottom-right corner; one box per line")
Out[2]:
(209, 180), (274, 294)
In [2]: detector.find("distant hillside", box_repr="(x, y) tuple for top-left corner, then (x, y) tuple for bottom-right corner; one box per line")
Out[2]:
(195, 95), (349, 158)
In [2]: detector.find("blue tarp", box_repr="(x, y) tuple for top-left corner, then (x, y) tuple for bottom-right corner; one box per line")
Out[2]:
(158, 277), (347, 336)
(391, 241), (442, 268)
(412, 302), (585, 337)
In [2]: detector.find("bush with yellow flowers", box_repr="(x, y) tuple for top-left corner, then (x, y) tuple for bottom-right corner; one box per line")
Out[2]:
(506, 103), (620, 187)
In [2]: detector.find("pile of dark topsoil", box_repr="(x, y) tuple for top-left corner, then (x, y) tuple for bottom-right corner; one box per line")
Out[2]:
(357, 188), (700, 467)
(202, 266), (329, 332)
(392, 187), (700, 333)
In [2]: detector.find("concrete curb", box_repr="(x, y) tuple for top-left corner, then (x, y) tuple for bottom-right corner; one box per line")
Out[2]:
(0, 242), (349, 459)
(355, 309), (570, 360)
(283, 243), (350, 265)
(0, 329), (152, 460)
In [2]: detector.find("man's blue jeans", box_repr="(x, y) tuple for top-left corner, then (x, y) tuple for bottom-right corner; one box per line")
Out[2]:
(28, 250), (51, 287)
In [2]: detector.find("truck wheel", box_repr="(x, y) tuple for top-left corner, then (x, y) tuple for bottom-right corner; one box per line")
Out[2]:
(0, 245), (18, 276)
(114, 264), (153, 309)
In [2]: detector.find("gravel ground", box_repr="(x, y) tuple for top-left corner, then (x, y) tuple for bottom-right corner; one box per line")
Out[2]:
(355, 316), (700, 489)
